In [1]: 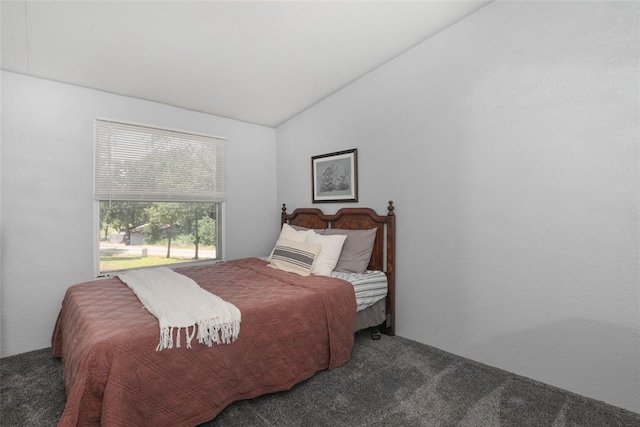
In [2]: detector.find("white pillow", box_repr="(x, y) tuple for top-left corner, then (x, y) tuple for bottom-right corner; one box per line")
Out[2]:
(268, 239), (321, 276)
(280, 223), (314, 242)
(307, 232), (347, 276)
(269, 223), (314, 259)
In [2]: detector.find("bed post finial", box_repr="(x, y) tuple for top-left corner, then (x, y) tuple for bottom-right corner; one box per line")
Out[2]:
(281, 204), (288, 227)
(387, 201), (395, 216)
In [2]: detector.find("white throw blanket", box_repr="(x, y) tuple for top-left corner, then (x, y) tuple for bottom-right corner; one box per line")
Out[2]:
(118, 267), (241, 351)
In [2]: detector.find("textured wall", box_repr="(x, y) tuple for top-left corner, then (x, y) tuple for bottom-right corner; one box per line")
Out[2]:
(0, 72), (277, 356)
(276, 2), (639, 412)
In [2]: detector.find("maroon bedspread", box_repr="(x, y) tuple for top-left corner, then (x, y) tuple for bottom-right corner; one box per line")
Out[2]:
(52, 258), (356, 426)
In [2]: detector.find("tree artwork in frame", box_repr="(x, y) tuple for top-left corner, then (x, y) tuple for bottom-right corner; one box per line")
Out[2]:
(311, 148), (358, 203)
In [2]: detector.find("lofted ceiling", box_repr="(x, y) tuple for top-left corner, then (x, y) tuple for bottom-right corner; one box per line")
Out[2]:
(1, 1), (490, 127)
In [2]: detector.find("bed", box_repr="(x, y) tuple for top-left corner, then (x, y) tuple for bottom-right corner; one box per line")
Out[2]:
(281, 201), (396, 336)
(52, 202), (396, 426)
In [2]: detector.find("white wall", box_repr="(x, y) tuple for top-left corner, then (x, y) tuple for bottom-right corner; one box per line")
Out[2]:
(276, 1), (639, 413)
(0, 71), (278, 357)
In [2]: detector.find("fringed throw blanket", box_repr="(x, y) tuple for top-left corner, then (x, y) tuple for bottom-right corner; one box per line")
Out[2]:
(118, 267), (241, 350)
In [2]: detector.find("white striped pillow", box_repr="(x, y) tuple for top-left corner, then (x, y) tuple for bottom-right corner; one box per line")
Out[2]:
(268, 239), (321, 276)
(268, 223), (314, 260)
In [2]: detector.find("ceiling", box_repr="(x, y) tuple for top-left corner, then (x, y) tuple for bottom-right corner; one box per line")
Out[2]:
(1, 1), (490, 128)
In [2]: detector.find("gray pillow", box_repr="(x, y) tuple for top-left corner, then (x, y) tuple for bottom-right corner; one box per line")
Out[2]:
(323, 228), (377, 273)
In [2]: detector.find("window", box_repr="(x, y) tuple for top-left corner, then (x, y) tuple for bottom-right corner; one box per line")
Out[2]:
(95, 118), (226, 274)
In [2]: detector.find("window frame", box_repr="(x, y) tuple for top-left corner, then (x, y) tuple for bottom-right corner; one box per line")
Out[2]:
(93, 118), (226, 277)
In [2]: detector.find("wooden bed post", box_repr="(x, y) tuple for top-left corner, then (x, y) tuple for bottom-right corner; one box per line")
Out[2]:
(385, 201), (396, 336)
(281, 204), (288, 227)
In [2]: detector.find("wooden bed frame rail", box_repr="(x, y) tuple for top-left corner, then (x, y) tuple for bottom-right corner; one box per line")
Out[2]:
(281, 201), (396, 336)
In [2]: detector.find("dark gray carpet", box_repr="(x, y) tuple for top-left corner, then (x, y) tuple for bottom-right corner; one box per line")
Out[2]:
(2, 331), (639, 426)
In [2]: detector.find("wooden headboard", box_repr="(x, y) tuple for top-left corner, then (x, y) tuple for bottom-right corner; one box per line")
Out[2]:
(281, 201), (396, 335)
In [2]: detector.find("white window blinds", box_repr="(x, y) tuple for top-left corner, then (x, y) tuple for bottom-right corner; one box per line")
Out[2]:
(95, 119), (226, 202)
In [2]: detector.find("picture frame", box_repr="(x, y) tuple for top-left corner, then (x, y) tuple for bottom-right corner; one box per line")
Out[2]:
(311, 148), (358, 203)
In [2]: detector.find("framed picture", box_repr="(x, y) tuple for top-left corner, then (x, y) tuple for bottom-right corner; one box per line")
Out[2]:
(311, 148), (358, 203)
